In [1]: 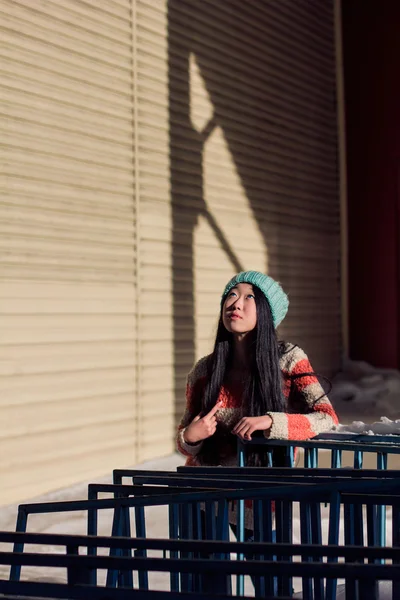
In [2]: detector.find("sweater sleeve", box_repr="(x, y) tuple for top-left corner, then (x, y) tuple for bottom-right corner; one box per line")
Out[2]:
(176, 358), (207, 457)
(266, 346), (339, 441)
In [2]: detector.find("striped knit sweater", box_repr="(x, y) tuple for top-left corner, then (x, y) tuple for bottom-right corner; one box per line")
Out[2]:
(177, 343), (338, 466)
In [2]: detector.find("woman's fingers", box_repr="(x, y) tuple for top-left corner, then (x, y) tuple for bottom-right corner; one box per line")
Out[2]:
(239, 426), (252, 440)
(233, 419), (248, 435)
(204, 401), (222, 420)
(232, 418), (245, 434)
(244, 426), (254, 439)
(233, 419), (256, 440)
(207, 421), (216, 434)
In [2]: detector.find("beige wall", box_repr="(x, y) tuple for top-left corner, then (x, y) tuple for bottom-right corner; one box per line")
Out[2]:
(1, 0), (138, 504)
(0, 0), (340, 505)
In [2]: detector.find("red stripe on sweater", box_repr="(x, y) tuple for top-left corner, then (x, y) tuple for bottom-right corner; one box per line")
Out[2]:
(314, 402), (339, 425)
(289, 358), (320, 391)
(287, 414), (314, 440)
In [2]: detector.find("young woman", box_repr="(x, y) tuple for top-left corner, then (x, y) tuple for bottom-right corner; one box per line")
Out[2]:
(176, 270), (339, 593)
(177, 270), (338, 467)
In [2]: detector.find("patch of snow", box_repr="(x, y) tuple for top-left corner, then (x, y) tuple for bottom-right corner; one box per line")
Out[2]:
(335, 416), (400, 436)
(330, 359), (400, 421)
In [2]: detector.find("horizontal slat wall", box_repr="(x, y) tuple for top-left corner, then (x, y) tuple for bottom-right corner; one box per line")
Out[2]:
(135, 0), (175, 461)
(166, 0), (341, 421)
(1, 0), (341, 503)
(0, 0), (137, 504)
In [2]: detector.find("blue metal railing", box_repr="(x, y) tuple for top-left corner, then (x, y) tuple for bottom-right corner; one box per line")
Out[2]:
(11, 477), (400, 598)
(8, 432), (400, 599)
(2, 530), (400, 599)
(111, 467), (400, 597)
(236, 433), (400, 470)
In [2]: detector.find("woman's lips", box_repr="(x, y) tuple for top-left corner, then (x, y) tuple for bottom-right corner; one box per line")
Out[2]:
(227, 313), (242, 320)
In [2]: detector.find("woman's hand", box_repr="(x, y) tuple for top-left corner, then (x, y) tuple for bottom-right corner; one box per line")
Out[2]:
(183, 401), (222, 444)
(232, 415), (273, 441)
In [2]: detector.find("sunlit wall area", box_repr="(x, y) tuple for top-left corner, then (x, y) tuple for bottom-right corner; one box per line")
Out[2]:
(0, 0), (138, 504)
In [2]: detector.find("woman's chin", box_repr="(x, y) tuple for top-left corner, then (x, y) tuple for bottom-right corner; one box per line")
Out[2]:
(224, 321), (243, 333)
(228, 326), (252, 337)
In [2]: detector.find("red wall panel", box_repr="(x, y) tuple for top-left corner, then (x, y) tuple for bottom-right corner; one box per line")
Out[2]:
(343, 0), (400, 367)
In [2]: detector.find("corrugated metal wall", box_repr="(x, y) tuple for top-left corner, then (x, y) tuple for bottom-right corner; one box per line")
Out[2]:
(1, 0), (340, 504)
(135, 0), (175, 462)
(0, 0), (138, 504)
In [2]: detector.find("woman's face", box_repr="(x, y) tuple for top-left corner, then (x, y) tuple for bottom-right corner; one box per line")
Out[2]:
(222, 283), (257, 335)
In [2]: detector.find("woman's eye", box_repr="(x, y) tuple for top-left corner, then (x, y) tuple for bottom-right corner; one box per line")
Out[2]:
(228, 291), (237, 297)
(247, 294), (255, 299)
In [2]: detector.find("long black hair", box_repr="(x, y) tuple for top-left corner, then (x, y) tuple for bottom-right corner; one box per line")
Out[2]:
(194, 285), (332, 466)
(202, 286), (285, 414)
(196, 286), (286, 465)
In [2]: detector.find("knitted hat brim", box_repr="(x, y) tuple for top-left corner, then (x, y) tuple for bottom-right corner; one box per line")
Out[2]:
(221, 270), (289, 328)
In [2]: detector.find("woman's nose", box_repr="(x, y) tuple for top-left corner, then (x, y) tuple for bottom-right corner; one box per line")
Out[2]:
(232, 296), (243, 309)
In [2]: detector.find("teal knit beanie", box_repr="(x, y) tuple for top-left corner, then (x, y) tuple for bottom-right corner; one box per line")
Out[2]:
(221, 270), (289, 328)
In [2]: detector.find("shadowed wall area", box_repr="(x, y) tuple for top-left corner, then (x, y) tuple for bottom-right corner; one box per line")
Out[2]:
(168, 0), (341, 423)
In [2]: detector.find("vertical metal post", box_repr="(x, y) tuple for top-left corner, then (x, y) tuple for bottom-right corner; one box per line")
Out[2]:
(106, 506), (124, 588)
(10, 509), (28, 582)
(169, 503), (180, 592)
(299, 501), (313, 600)
(331, 449), (342, 468)
(353, 450), (363, 469)
(236, 495), (245, 597)
(87, 488), (98, 585)
(134, 502), (148, 590)
(236, 437), (245, 596)
(376, 453), (388, 550)
(326, 492), (340, 600)
(392, 503), (400, 599)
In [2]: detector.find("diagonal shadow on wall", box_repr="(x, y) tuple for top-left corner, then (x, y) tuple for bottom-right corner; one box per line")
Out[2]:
(168, 0), (340, 425)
